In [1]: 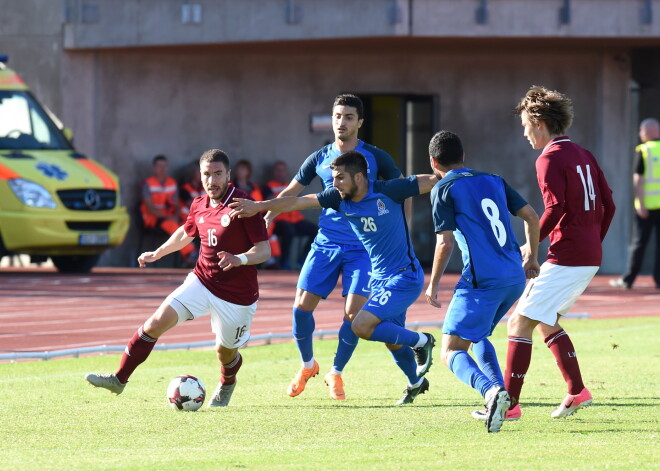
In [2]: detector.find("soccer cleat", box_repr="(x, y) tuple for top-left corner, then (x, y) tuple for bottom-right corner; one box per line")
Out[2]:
(413, 333), (436, 377)
(85, 373), (126, 395)
(287, 360), (319, 397)
(324, 373), (346, 400)
(395, 377), (429, 405)
(208, 380), (237, 407)
(472, 403), (522, 421)
(551, 387), (593, 418)
(484, 386), (511, 433)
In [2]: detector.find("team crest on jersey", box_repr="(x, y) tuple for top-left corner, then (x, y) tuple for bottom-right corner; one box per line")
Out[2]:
(220, 214), (231, 227)
(377, 199), (389, 216)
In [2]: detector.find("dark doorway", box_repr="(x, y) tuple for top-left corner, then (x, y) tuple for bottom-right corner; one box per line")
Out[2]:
(359, 94), (437, 266)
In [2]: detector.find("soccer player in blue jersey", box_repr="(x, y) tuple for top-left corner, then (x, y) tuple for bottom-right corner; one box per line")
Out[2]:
(424, 131), (540, 433)
(264, 94), (403, 400)
(230, 151), (438, 405)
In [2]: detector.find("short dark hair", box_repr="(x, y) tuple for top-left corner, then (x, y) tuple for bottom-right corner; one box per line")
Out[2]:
(199, 149), (230, 169)
(331, 150), (368, 178)
(152, 154), (167, 165)
(514, 85), (574, 136)
(429, 131), (464, 167)
(333, 94), (364, 120)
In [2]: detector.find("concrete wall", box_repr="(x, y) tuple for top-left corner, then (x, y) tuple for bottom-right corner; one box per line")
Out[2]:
(58, 43), (631, 271)
(0, 0), (64, 114)
(61, 0), (660, 49)
(1, 0), (651, 272)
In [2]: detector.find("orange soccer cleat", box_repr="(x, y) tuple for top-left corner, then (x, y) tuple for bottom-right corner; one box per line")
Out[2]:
(324, 372), (346, 400)
(287, 360), (319, 397)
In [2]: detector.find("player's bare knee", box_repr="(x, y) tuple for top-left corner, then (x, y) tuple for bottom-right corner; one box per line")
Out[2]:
(440, 347), (453, 367)
(351, 321), (371, 340)
(144, 307), (177, 337)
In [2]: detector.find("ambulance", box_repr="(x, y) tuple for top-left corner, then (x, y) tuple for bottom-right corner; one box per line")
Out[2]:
(0, 55), (128, 272)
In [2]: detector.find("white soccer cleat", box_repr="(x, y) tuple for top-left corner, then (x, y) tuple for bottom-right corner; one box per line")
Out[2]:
(208, 380), (237, 407)
(85, 373), (126, 395)
(484, 386), (511, 433)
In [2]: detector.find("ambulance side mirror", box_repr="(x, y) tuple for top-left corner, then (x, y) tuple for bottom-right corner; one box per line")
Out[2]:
(63, 127), (74, 143)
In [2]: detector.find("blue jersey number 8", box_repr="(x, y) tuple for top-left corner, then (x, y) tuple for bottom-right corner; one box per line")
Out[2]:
(481, 198), (507, 247)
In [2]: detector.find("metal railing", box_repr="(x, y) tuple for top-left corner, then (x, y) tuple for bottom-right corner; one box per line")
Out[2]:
(0, 313), (589, 362)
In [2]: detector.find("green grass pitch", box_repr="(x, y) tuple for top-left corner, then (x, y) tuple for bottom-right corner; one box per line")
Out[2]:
(0, 316), (658, 470)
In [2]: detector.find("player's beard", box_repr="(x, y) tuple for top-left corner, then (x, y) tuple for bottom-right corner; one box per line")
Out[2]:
(340, 179), (358, 201)
(207, 178), (229, 204)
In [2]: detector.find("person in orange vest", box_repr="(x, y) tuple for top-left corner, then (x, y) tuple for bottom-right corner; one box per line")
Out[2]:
(232, 159), (281, 266)
(263, 160), (317, 270)
(140, 154), (196, 265)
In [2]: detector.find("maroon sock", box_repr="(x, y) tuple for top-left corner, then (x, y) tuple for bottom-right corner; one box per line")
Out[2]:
(504, 336), (533, 407)
(545, 329), (584, 395)
(221, 352), (243, 385)
(115, 326), (157, 384)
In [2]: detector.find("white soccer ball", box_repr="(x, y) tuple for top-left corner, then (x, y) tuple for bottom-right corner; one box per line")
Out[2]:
(167, 375), (206, 411)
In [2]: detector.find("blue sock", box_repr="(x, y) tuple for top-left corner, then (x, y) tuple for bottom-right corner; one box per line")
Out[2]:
(390, 346), (419, 384)
(369, 321), (420, 347)
(333, 318), (359, 372)
(292, 307), (315, 362)
(448, 350), (496, 398)
(472, 339), (504, 387)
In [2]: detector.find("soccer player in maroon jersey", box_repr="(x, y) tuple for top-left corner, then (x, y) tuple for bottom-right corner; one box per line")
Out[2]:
(85, 149), (270, 407)
(498, 86), (616, 420)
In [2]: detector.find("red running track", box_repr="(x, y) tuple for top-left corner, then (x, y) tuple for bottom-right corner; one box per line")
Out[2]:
(0, 267), (658, 357)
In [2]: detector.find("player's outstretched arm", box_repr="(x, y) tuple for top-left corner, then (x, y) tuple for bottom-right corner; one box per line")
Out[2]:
(425, 230), (454, 308)
(138, 225), (194, 268)
(264, 179), (307, 227)
(229, 194), (321, 219)
(415, 174), (439, 194)
(515, 204), (541, 279)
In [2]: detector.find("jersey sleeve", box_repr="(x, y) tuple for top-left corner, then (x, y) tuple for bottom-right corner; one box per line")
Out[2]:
(430, 182), (457, 233)
(295, 152), (320, 186)
(242, 211), (269, 244)
(374, 149), (402, 179)
(536, 151), (566, 208)
(502, 179), (528, 214)
(373, 175), (419, 203)
(316, 187), (342, 211)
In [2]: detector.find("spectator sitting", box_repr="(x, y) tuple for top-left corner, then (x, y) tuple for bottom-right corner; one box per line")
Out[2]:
(140, 154), (196, 266)
(233, 159), (281, 268)
(179, 161), (205, 223)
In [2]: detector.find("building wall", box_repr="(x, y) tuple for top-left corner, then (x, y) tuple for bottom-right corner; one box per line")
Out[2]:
(1, 0), (650, 272)
(59, 44), (631, 271)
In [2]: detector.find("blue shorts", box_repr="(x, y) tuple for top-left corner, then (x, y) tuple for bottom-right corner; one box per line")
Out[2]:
(297, 241), (371, 299)
(443, 282), (526, 343)
(362, 263), (424, 326)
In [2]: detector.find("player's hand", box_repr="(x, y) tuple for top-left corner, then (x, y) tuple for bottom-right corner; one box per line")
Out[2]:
(228, 198), (260, 219)
(264, 211), (276, 229)
(137, 251), (159, 268)
(217, 251), (242, 271)
(425, 284), (442, 308)
(522, 258), (541, 279)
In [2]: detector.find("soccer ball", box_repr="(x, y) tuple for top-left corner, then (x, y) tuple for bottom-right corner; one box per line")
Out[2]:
(167, 375), (206, 411)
